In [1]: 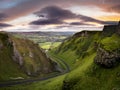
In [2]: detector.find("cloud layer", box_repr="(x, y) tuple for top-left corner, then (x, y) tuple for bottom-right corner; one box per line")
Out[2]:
(0, 23), (12, 29)
(30, 6), (118, 26)
(0, 13), (7, 21)
(0, 0), (119, 31)
(0, 0), (120, 22)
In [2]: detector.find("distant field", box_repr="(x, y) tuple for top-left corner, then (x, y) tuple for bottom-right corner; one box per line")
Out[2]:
(39, 42), (61, 50)
(11, 32), (72, 51)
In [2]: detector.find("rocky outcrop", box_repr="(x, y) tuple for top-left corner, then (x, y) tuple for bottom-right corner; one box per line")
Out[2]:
(94, 47), (120, 68)
(73, 31), (88, 38)
(103, 25), (117, 33)
(102, 21), (120, 36)
(12, 43), (23, 66)
(95, 21), (120, 68)
(29, 51), (34, 58)
(0, 32), (61, 77)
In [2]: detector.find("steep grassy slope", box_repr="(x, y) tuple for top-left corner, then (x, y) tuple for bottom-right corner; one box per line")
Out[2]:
(55, 23), (120, 90)
(0, 32), (57, 81)
(0, 33), (28, 81)
(54, 31), (102, 69)
(11, 37), (56, 76)
(1, 22), (120, 90)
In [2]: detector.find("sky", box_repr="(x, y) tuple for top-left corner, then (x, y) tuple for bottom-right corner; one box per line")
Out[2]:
(0, 0), (120, 32)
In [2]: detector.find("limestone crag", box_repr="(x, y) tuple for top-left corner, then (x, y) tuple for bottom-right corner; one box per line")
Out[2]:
(12, 43), (23, 66)
(94, 21), (120, 68)
(73, 31), (88, 38)
(95, 47), (120, 68)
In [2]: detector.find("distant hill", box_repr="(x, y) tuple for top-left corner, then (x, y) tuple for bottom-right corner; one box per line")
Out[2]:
(9, 31), (75, 44)
(10, 31), (75, 36)
(0, 32), (58, 81)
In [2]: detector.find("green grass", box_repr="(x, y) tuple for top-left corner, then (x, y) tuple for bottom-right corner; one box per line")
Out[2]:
(0, 33), (28, 81)
(53, 50), (78, 69)
(39, 42), (61, 50)
(1, 31), (120, 90)
(0, 47), (28, 81)
(54, 32), (101, 69)
(11, 37), (56, 76)
(0, 74), (66, 90)
(0, 33), (57, 81)
(1, 51), (120, 90)
(101, 34), (120, 51)
(48, 50), (69, 70)
(39, 42), (51, 49)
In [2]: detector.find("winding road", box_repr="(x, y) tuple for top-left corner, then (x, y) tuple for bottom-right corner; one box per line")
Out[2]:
(0, 54), (70, 87)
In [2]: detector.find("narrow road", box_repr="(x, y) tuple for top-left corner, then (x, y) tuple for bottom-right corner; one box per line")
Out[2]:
(48, 53), (70, 72)
(0, 54), (70, 87)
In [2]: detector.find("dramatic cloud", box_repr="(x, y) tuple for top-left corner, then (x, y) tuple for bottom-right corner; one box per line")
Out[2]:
(30, 6), (117, 26)
(30, 19), (64, 25)
(0, 13), (7, 21)
(30, 6), (76, 25)
(0, 0), (120, 22)
(102, 21), (118, 25)
(0, 0), (119, 32)
(70, 22), (95, 26)
(0, 23), (12, 29)
(34, 6), (77, 20)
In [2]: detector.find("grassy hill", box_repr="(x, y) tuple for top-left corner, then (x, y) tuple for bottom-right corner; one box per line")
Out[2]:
(0, 32), (28, 81)
(0, 32), (57, 81)
(1, 22), (120, 90)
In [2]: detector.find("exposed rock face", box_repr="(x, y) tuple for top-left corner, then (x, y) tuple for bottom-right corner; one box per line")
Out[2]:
(95, 21), (120, 68)
(0, 32), (61, 77)
(29, 51), (34, 58)
(102, 21), (120, 36)
(103, 25), (117, 33)
(11, 39), (60, 76)
(12, 43), (23, 66)
(94, 47), (120, 68)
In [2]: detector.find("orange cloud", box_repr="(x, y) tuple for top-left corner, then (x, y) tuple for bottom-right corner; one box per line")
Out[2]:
(97, 15), (120, 21)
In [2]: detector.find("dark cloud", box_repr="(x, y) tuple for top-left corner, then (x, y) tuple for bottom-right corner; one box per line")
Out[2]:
(0, 23), (12, 28)
(77, 15), (106, 24)
(70, 22), (85, 25)
(0, 0), (50, 22)
(0, 0), (119, 22)
(34, 6), (106, 24)
(30, 19), (64, 25)
(70, 22), (95, 26)
(102, 21), (118, 25)
(0, 13), (7, 21)
(68, 21), (118, 26)
(34, 6), (77, 20)
(30, 6), (76, 25)
(30, 6), (115, 26)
